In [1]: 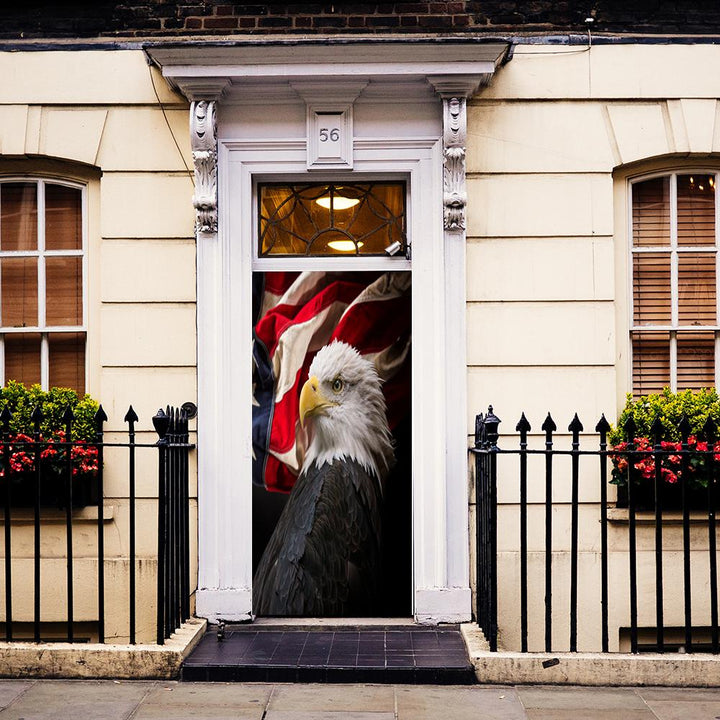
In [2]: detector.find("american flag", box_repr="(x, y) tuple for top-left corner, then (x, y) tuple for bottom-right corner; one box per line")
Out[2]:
(252, 271), (411, 493)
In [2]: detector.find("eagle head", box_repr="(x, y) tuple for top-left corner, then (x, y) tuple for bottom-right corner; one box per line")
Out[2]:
(298, 341), (394, 480)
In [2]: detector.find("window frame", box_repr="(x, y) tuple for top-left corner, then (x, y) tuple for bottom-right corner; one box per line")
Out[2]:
(628, 168), (720, 394)
(0, 176), (88, 391)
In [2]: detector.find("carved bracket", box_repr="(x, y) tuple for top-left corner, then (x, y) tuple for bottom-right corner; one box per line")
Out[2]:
(441, 96), (467, 232)
(191, 100), (218, 234)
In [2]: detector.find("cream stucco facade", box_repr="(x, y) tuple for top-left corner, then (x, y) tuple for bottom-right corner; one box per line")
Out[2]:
(468, 43), (720, 652)
(0, 50), (196, 643)
(0, 39), (719, 651)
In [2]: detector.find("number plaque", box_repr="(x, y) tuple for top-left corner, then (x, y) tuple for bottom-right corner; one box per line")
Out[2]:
(307, 105), (353, 169)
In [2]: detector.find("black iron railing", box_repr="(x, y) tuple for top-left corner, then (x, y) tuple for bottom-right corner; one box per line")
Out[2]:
(473, 406), (720, 654)
(0, 402), (195, 645)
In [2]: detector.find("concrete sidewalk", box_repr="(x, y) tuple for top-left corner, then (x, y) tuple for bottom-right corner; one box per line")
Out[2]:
(0, 681), (718, 719)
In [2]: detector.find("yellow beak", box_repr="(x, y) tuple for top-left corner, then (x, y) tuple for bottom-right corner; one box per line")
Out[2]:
(299, 375), (335, 428)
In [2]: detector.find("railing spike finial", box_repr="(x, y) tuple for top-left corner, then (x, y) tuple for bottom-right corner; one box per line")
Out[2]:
(516, 412), (531, 434)
(568, 413), (584, 434)
(541, 412), (557, 434)
(0, 406), (12, 425)
(678, 414), (692, 440)
(482, 406), (501, 448)
(30, 405), (44, 425)
(623, 414), (637, 441)
(124, 405), (139, 425)
(61, 406), (75, 424)
(650, 416), (665, 444)
(94, 405), (108, 426)
(595, 413), (611, 435)
(153, 408), (169, 441)
(703, 415), (717, 443)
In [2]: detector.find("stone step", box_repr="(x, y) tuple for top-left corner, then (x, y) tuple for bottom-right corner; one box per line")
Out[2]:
(181, 624), (475, 684)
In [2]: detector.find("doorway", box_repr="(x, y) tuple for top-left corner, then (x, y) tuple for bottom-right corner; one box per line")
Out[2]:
(250, 181), (412, 617)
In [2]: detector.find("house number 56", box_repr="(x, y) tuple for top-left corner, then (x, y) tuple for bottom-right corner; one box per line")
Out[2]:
(319, 128), (340, 142)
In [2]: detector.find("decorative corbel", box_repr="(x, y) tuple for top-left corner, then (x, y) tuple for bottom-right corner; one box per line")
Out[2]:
(441, 96), (468, 232)
(429, 75), (487, 233)
(191, 100), (218, 234)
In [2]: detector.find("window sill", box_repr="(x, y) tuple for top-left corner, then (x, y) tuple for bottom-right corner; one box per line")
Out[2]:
(607, 508), (714, 525)
(0, 505), (115, 525)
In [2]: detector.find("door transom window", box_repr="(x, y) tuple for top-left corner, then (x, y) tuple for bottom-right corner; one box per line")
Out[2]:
(258, 182), (406, 257)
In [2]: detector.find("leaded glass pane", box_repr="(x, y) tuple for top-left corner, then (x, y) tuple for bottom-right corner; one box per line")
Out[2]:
(259, 182), (406, 257)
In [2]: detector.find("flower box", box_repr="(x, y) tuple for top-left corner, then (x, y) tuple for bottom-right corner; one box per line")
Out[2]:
(0, 469), (97, 509)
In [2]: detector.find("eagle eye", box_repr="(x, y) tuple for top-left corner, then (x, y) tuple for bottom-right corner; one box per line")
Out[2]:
(331, 377), (344, 394)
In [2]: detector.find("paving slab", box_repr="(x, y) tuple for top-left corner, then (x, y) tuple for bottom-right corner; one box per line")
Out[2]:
(516, 686), (647, 710)
(0, 681), (33, 708)
(267, 683), (395, 712)
(265, 713), (395, 720)
(640, 700), (720, 720)
(395, 685), (527, 720)
(131, 682), (273, 719)
(524, 711), (656, 720)
(0, 679), (152, 720)
(637, 686), (720, 701)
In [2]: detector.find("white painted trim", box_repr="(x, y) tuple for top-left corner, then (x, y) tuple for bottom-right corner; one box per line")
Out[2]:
(196, 133), (471, 623)
(195, 589), (252, 625)
(415, 587), (472, 624)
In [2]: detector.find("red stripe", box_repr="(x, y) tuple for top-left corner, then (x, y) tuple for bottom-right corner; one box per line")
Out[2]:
(263, 272), (300, 297)
(264, 454), (297, 493)
(256, 280), (371, 355)
(331, 295), (411, 354)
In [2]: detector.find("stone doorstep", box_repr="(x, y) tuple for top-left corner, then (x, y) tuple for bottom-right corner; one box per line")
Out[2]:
(0, 618), (207, 680)
(460, 623), (720, 687)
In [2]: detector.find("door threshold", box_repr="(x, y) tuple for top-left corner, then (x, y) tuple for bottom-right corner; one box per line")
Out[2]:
(248, 617), (416, 629)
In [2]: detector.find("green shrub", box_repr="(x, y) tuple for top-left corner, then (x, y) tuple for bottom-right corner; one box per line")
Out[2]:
(609, 388), (720, 446)
(0, 381), (100, 442)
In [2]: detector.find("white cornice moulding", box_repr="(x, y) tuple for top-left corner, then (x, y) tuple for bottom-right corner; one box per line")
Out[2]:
(147, 41), (510, 102)
(291, 80), (369, 104)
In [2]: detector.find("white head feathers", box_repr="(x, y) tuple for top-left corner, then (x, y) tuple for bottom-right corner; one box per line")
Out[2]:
(299, 341), (394, 480)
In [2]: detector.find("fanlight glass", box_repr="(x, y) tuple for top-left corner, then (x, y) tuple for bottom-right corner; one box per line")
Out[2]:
(258, 182), (406, 257)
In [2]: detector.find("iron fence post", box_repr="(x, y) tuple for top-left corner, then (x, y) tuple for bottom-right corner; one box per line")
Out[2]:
(153, 408), (170, 646)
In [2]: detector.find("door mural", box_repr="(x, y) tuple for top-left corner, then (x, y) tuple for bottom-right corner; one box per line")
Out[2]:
(252, 270), (411, 616)
(252, 268), (411, 616)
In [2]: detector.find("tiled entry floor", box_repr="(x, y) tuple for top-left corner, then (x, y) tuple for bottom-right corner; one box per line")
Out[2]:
(181, 624), (475, 684)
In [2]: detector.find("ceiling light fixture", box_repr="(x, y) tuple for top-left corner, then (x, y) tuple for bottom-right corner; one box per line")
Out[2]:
(327, 240), (363, 252)
(315, 187), (360, 210)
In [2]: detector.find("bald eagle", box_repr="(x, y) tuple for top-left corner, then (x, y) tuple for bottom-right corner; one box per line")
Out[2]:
(253, 341), (394, 617)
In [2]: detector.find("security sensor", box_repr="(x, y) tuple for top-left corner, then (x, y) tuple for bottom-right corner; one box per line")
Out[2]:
(385, 241), (402, 256)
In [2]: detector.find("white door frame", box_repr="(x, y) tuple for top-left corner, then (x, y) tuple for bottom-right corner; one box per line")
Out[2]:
(196, 137), (471, 622)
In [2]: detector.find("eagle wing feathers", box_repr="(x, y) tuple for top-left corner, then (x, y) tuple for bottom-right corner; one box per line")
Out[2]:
(253, 458), (382, 616)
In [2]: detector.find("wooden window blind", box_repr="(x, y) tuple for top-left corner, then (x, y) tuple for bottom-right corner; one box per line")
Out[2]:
(631, 173), (718, 396)
(0, 180), (85, 394)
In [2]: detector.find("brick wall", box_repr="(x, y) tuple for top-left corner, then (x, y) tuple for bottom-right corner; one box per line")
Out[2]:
(2, 1), (720, 39)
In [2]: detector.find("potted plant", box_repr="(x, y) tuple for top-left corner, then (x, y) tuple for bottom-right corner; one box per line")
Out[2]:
(609, 388), (720, 511)
(0, 382), (101, 508)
